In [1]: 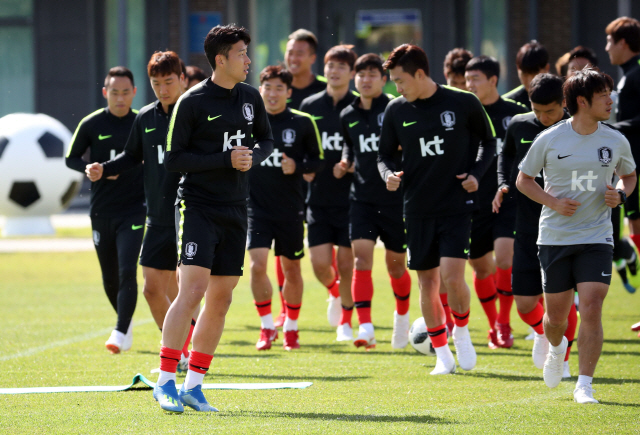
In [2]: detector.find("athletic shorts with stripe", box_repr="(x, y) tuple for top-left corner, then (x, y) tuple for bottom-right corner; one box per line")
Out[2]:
(247, 216), (305, 260)
(139, 224), (178, 271)
(175, 201), (247, 276)
(349, 201), (406, 253)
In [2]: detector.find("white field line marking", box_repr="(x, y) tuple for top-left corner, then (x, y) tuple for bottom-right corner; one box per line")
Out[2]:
(0, 318), (154, 361)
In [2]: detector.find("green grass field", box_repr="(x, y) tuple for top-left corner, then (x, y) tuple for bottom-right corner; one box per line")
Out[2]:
(1, 241), (639, 434)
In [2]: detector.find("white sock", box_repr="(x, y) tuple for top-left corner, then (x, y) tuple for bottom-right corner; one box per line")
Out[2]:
(359, 322), (374, 336)
(283, 317), (298, 332)
(434, 344), (454, 362)
(184, 369), (205, 390)
(157, 370), (176, 387)
(453, 324), (469, 337)
(260, 314), (274, 330)
(577, 375), (593, 387)
(550, 340), (567, 354)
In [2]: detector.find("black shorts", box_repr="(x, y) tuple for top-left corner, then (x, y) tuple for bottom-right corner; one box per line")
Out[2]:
(469, 200), (516, 259)
(349, 201), (406, 253)
(405, 213), (471, 271)
(512, 233), (542, 297)
(175, 201), (247, 276)
(139, 224), (177, 271)
(538, 244), (613, 294)
(247, 216), (305, 260)
(306, 205), (350, 248)
(625, 178), (640, 220)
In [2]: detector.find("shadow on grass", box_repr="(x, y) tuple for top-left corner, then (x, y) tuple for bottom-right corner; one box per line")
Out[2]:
(599, 401), (640, 407)
(603, 338), (640, 345)
(601, 350), (640, 356)
(329, 349), (419, 356)
(216, 353), (282, 359)
(466, 372), (640, 385)
(474, 350), (531, 357)
(214, 373), (369, 382)
(221, 410), (452, 424)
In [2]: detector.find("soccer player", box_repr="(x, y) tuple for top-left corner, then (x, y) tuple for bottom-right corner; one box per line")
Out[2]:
(503, 41), (549, 109)
(443, 48), (473, 90)
(285, 29), (327, 110)
(464, 56), (528, 349)
(185, 65), (208, 89)
(66, 67), (144, 354)
(495, 73), (576, 376)
(86, 51), (195, 367)
(567, 46), (598, 75)
(335, 53), (411, 348)
(299, 45), (359, 328)
(153, 25), (273, 413)
(517, 68), (636, 403)
(379, 44), (496, 374)
(250, 65), (323, 351)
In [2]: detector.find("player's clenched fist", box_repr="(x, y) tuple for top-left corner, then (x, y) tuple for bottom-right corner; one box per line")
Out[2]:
(604, 184), (622, 208)
(231, 145), (253, 171)
(456, 173), (478, 192)
(85, 162), (103, 181)
(281, 152), (296, 175)
(386, 171), (403, 191)
(552, 197), (581, 216)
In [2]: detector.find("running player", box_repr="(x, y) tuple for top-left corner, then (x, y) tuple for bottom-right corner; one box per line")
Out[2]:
(185, 65), (207, 89)
(517, 68), (636, 403)
(285, 29), (327, 110)
(379, 44), (496, 374)
(464, 56), (528, 348)
(335, 53), (411, 348)
(86, 51), (195, 367)
(299, 45), (359, 328)
(250, 65), (323, 351)
(153, 25), (273, 413)
(503, 41), (549, 109)
(495, 73), (576, 376)
(443, 48), (473, 90)
(66, 67), (144, 354)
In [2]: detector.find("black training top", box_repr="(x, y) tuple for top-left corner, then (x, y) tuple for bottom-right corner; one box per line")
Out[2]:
(102, 100), (181, 227)
(498, 110), (571, 236)
(248, 108), (324, 221)
(475, 97), (528, 215)
(378, 84), (497, 218)
(340, 93), (402, 205)
(614, 54), (640, 158)
(288, 75), (327, 110)
(164, 79), (274, 207)
(502, 85), (530, 110)
(299, 89), (358, 209)
(66, 107), (145, 218)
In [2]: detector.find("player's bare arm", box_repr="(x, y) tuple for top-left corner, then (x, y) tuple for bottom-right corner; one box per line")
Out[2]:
(605, 171), (637, 208)
(516, 171), (581, 217)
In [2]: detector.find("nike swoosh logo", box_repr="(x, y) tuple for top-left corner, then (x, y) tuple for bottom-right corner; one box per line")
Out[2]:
(349, 121), (359, 128)
(558, 154), (572, 159)
(208, 115), (222, 121)
(601, 272), (611, 276)
(131, 225), (144, 230)
(464, 249), (470, 254)
(403, 121), (417, 127)
(312, 116), (323, 121)
(98, 134), (112, 140)
(294, 249), (304, 256)
(520, 139), (533, 143)
(402, 244), (407, 249)
(145, 127), (156, 133)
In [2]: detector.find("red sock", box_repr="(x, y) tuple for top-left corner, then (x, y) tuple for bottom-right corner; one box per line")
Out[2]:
(496, 267), (513, 324)
(440, 293), (454, 326)
(285, 301), (301, 320)
(352, 269), (373, 324)
(390, 270), (411, 315)
(254, 299), (272, 317)
(182, 318), (196, 358)
(275, 256), (285, 289)
(473, 273), (498, 328)
(159, 346), (182, 373)
(518, 302), (545, 335)
(428, 324), (449, 348)
(565, 303), (578, 362)
(326, 274), (340, 298)
(339, 304), (353, 326)
(188, 350), (214, 374)
(451, 309), (470, 327)
(631, 234), (640, 250)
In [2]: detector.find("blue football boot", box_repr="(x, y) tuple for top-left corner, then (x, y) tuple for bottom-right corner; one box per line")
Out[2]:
(153, 380), (184, 413)
(179, 384), (219, 412)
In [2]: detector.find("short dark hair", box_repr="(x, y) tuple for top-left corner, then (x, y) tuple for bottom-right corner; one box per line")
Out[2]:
(324, 44), (358, 70)
(288, 29), (318, 55)
(465, 55), (500, 84)
(563, 67), (614, 115)
(355, 53), (385, 75)
(529, 73), (564, 105)
(147, 51), (183, 78)
(259, 65), (293, 88)
(204, 24), (251, 71)
(104, 66), (134, 88)
(606, 17), (640, 52)
(384, 44), (430, 77)
(516, 40), (549, 74)
(444, 48), (473, 77)
(569, 46), (598, 68)
(186, 65), (207, 82)
(555, 52), (570, 77)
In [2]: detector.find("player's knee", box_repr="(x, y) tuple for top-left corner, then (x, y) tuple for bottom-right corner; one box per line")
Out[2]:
(495, 257), (512, 270)
(514, 297), (537, 313)
(353, 256), (372, 271)
(442, 275), (465, 292)
(250, 260), (268, 276)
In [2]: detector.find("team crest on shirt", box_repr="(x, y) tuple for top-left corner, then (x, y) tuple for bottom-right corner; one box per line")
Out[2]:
(598, 147), (612, 164)
(282, 128), (296, 146)
(440, 111), (456, 129)
(377, 113), (384, 127)
(185, 242), (198, 259)
(502, 116), (512, 130)
(242, 103), (254, 121)
(93, 230), (100, 246)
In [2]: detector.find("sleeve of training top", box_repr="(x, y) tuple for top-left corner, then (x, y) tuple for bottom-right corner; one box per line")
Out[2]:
(616, 135), (637, 176)
(518, 135), (547, 178)
(613, 74), (640, 135)
(377, 103), (400, 182)
(102, 114), (143, 177)
(340, 116), (355, 164)
(163, 95), (232, 173)
(65, 118), (92, 173)
(298, 116), (324, 174)
(248, 95), (274, 166)
(497, 120), (517, 189)
(467, 96), (497, 180)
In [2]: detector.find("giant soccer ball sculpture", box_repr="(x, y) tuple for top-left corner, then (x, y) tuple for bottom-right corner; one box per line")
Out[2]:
(0, 113), (82, 236)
